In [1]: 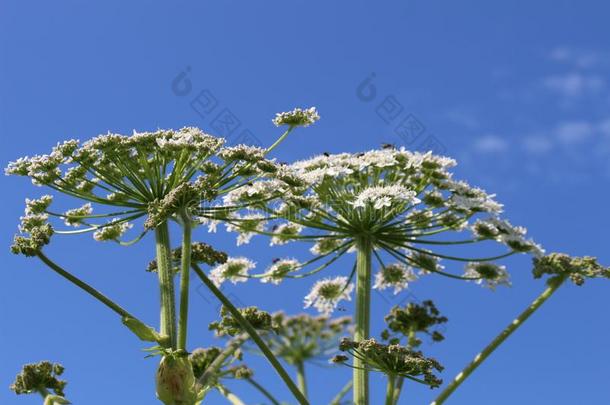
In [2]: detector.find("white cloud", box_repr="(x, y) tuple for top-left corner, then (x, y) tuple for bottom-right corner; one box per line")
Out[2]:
(473, 134), (509, 153)
(522, 135), (553, 154)
(445, 109), (480, 129)
(555, 121), (594, 144)
(548, 47), (610, 69)
(543, 73), (605, 98)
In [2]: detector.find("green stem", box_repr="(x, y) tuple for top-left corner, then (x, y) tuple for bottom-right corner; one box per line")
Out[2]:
(197, 334), (247, 390)
(177, 212), (192, 351)
(431, 276), (567, 405)
(296, 361), (308, 399)
(36, 252), (135, 319)
(155, 221), (177, 348)
(385, 374), (396, 405)
(191, 263), (309, 405)
(354, 237), (372, 405)
(217, 385), (246, 405)
(247, 378), (282, 405)
(265, 126), (294, 155)
(330, 380), (353, 405)
(392, 377), (404, 405)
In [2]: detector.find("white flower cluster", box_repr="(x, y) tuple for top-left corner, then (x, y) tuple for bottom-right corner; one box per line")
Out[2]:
(225, 214), (266, 246)
(352, 185), (420, 210)
(152, 127), (224, 153)
(270, 223), (303, 246)
(64, 203), (93, 226)
(24, 195), (53, 215)
(472, 218), (545, 257)
(464, 262), (511, 290)
(304, 276), (354, 315)
(93, 219), (133, 242)
(261, 259), (300, 285)
(223, 180), (287, 206)
(272, 107), (320, 127)
(209, 257), (255, 287)
(372, 263), (417, 294)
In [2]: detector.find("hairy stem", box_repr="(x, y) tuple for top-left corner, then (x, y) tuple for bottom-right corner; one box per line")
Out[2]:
(385, 374), (396, 405)
(192, 263), (309, 405)
(247, 378), (281, 405)
(354, 237), (372, 405)
(177, 212), (192, 351)
(431, 276), (567, 405)
(155, 221), (177, 348)
(296, 361), (308, 399)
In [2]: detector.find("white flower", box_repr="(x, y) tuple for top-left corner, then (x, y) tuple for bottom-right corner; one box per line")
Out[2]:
(225, 214), (266, 246)
(310, 237), (345, 256)
(64, 203), (93, 226)
(270, 223), (302, 246)
(373, 263), (417, 294)
(464, 263), (511, 290)
(24, 195), (53, 215)
(304, 276), (354, 315)
(352, 185), (420, 210)
(261, 259), (300, 285)
(209, 257), (255, 287)
(93, 219), (132, 241)
(272, 107), (320, 127)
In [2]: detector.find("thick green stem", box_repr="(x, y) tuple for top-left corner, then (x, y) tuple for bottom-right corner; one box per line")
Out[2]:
(247, 378), (281, 405)
(296, 361), (308, 399)
(36, 252), (135, 319)
(330, 380), (353, 405)
(191, 263), (309, 405)
(155, 221), (177, 348)
(385, 374), (396, 405)
(177, 212), (192, 351)
(392, 377), (404, 405)
(354, 238), (372, 405)
(431, 276), (567, 405)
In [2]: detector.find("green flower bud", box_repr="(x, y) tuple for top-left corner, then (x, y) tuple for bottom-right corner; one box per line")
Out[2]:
(156, 354), (198, 405)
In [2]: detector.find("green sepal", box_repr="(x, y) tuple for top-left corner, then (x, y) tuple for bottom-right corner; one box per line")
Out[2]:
(122, 316), (170, 346)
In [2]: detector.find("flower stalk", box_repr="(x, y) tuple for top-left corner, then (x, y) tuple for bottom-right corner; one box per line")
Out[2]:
(385, 374), (397, 405)
(354, 237), (372, 405)
(191, 263), (310, 405)
(431, 275), (567, 405)
(155, 222), (177, 348)
(177, 210), (192, 351)
(296, 361), (307, 399)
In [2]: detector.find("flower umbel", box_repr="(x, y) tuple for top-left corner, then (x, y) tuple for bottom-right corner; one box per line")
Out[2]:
(10, 361), (67, 397)
(333, 338), (443, 388)
(304, 276), (354, 315)
(272, 107), (320, 127)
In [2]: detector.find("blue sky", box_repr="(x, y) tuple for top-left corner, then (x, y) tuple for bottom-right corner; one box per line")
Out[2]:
(1, 1), (609, 404)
